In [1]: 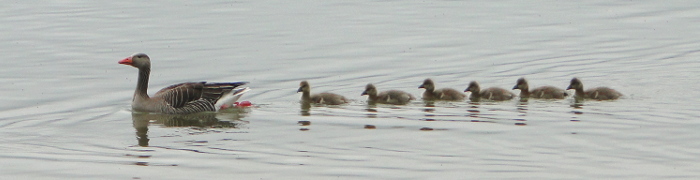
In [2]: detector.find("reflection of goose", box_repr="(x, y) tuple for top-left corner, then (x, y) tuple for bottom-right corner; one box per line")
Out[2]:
(362, 83), (415, 105)
(567, 78), (622, 100)
(297, 81), (347, 105)
(512, 78), (568, 99)
(419, 79), (465, 101)
(131, 111), (247, 147)
(132, 111), (246, 128)
(119, 53), (249, 114)
(464, 81), (515, 101)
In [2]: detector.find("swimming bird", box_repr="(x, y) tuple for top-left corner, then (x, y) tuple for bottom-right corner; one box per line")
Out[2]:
(566, 78), (622, 100)
(464, 81), (515, 101)
(512, 77), (568, 99)
(297, 81), (348, 105)
(362, 83), (415, 105)
(119, 53), (249, 114)
(418, 78), (466, 101)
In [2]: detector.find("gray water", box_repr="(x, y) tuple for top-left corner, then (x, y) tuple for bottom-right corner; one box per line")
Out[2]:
(2, 1), (700, 179)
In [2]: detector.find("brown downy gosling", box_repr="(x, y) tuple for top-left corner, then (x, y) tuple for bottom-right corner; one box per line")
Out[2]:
(464, 81), (515, 101)
(419, 78), (466, 101)
(297, 81), (348, 105)
(362, 83), (415, 105)
(566, 78), (622, 100)
(512, 77), (568, 99)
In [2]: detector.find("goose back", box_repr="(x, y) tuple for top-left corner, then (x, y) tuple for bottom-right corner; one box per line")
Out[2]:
(376, 90), (415, 105)
(529, 86), (568, 99)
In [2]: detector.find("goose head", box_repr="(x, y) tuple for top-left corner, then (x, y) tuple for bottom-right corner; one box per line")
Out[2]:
(513, 77), (529, 90)
(119, 53), (151, 69)
(464, 81), (480, 93)
(297, 81), (310, 93)
(419, 78), (435, 91)
(567, 78), (583, 90)
(362, 83), (377, 96)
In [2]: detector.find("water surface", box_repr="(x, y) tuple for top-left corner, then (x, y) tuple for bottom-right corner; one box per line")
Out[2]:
(1, 1), (700, 179)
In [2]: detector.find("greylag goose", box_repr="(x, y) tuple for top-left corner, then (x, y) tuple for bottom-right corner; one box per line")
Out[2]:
(464, 81), (515, 101)
(297, 81), (348, 105)
(119, 53), (249, 114)
(566, 78), (622, 100)
(419, 78), (466, 101)
(512, 77), (568, 99)
(362, 83), (415, 105)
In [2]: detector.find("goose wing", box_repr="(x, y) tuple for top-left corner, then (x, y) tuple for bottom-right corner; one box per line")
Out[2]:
(154, 81), (248, 110)
(154, 82), (206, 108)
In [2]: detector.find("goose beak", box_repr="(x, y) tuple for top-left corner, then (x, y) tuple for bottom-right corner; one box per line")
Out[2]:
(418, 84), (424, 89)
(118, 57), (133, 65)
(566, 85), (572, 90)
(297, 87), (303, 93)
(512, 85), (518, 90)
(361, 91), (368, 96)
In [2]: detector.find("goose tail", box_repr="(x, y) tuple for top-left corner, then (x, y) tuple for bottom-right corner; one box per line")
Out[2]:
(215, 87), (251, 111)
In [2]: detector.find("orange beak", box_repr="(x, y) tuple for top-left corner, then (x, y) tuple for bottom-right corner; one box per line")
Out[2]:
(118, 57), (133, 65)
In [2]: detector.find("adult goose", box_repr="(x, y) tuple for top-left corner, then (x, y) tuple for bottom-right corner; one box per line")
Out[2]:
(512, 77), (568, 99)
(566, 77), (622, 100)
(464, 81), (515, 101)
(119, 53), (249, 114)
(418, 78), (466, 101)
(362, 83), (415, 105)
(297, 81), (348, 105)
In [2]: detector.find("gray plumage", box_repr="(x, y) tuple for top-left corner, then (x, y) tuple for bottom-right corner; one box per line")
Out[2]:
(119, 53), (247, 114)
(567, 78), (622, 100)
(297, 81), (348, 105)
(362, 83), (415, 105)
(419, 78), (466, 101)
(464, 81), (515, 101)
(512, 77), (568, 99)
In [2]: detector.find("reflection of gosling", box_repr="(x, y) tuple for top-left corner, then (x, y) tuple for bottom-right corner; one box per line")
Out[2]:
(566, 78), (622, 100)
(362, 83), (415, 105)
(297, 81), (348, 105)
(418, 78), (466, 101)
(512, 77), (567, 99)
(464, 81), (515, 101)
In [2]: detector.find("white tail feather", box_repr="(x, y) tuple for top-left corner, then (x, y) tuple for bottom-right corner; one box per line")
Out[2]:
(215, 87), (251, 111)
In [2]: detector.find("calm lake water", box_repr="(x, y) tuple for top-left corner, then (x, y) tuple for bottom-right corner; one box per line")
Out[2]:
(2, 1), (700, 179)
